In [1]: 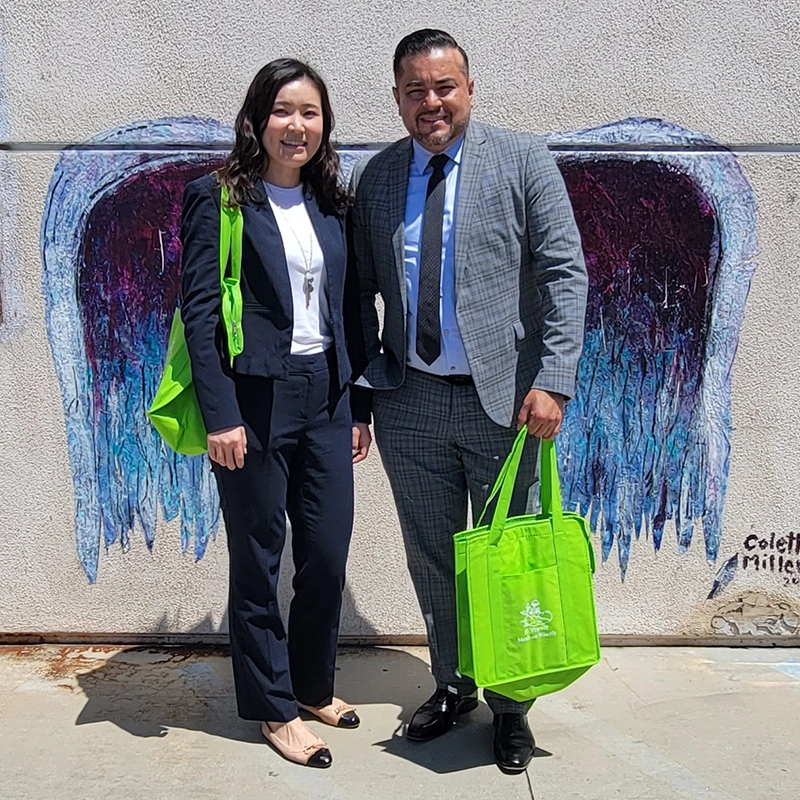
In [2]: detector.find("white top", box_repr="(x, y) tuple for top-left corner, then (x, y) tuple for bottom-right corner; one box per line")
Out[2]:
(264, 182), (332, 355)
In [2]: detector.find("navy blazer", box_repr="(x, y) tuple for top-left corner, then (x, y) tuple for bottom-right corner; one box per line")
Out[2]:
(180, 174), (368, 434)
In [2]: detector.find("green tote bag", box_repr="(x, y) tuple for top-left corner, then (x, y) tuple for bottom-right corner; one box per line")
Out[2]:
(454, 430), (601, 702)
(146, 186), (244, 456)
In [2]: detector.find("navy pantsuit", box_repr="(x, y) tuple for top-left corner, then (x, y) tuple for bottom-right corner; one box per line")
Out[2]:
(216, 354), (353, 722)
(180, 175), (366, 723)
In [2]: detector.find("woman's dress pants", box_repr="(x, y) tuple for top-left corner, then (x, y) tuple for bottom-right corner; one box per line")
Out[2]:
(213, 350), (353, 723)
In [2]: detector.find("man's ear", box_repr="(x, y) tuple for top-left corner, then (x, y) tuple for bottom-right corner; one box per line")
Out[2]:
(468, 78), (475, 106)
(392, 86), (400, 113)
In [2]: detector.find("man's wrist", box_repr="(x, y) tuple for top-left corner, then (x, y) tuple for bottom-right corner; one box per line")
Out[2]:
(529, 386), (570, 403)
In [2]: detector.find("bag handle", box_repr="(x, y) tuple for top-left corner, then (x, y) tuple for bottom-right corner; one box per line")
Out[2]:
(475, 437), (517, 527)
(219, 186), (244, 366)
(219, 188), (243, 283)
(477, 428), (564, 546)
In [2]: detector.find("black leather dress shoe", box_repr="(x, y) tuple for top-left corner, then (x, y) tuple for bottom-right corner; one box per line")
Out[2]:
(493, 713), (535, 773)
(406, 688), (479, 741)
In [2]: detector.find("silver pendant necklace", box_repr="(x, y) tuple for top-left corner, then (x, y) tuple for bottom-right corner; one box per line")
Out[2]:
(267, 185), (316, 308)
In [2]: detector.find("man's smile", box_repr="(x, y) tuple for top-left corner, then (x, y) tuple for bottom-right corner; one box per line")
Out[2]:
(418, 112), (448, 123)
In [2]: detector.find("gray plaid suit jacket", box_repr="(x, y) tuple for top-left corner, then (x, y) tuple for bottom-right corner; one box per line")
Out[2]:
(350, 120), (588, 427)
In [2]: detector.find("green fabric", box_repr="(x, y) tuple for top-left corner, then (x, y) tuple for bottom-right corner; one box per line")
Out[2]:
(455, 430), (601, 702)
(146, 186), (243, 455)
(219, 192), (244, 366)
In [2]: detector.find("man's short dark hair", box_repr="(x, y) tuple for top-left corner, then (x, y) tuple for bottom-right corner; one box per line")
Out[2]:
(393, 29), (470, 78)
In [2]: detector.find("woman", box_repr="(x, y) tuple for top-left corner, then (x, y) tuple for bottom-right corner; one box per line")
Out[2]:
(180, 59), (372, 768)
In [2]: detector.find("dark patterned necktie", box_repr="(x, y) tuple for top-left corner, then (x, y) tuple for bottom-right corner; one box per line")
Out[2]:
(416, 153), (449, 365)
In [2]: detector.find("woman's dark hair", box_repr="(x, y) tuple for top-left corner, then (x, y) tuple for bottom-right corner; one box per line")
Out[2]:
(216, 58), (349, 214)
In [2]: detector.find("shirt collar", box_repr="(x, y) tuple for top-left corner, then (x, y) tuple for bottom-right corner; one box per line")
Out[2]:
(411, 134), (464, 175)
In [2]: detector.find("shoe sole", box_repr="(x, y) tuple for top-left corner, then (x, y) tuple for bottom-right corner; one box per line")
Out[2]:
(406, 730), (440, 742)
(496, 760), (530, 774)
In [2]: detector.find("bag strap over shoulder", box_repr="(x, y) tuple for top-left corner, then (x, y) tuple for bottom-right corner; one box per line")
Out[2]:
(218, 186), (244, 366)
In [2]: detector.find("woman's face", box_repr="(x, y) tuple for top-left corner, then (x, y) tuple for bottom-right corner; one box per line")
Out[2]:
(261, 77), (325, 185)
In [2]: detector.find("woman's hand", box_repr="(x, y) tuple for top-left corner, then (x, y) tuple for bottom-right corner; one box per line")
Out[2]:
(352, 423), (372, 464)
(207, 425), (248, 470)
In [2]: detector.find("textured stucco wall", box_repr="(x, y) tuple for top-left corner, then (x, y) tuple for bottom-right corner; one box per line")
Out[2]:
(1, 0), (799, 641)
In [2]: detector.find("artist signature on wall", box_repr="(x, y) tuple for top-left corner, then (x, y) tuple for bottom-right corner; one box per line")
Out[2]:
(708, 532), (800, 599)
(741, 532), (800, 587)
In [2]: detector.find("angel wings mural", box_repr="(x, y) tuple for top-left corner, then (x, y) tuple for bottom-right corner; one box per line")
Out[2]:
(40, 117), (757, 584)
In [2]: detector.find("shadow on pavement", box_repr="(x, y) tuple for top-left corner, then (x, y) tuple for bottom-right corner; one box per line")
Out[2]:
(74, 642), (257, 742)
(72, 560), (552, 773)
(73, 581), (378, 744)
(74, 639), (553, 774)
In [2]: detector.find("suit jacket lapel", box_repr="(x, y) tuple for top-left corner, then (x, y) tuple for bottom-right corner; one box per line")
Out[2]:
(305, 196), (344, 315)
(386, 139), (412, 314)
(248, 180), (293, 317)
(454, 121), (487, 285)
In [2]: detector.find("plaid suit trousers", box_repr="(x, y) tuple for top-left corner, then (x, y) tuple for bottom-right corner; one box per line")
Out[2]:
(374, 368), (539, 715)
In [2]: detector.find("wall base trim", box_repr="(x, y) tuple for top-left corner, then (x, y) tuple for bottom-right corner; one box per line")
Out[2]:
(0, 632), (798, 647)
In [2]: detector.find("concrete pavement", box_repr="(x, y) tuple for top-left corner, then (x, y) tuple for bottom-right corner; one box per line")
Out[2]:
(0, 644), (797, 799)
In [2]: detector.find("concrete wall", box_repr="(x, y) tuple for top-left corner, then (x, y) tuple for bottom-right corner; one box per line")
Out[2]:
(1, 0), (799, 642)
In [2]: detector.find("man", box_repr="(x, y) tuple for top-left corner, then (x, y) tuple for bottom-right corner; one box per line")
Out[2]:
(349, 29), (588, 772)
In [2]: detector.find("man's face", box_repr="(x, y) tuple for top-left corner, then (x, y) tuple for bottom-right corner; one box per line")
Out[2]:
(393, 47), (474, 153)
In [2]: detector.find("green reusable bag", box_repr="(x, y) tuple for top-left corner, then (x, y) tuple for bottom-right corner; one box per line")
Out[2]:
(146, 186), (244, 455)
(454, 430), (600, 702)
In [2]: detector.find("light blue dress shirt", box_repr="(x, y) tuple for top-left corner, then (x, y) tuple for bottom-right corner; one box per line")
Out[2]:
(404, 136), (471, 376)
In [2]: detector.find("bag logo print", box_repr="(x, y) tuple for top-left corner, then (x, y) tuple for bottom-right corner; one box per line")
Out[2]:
(518, 599), (556, 643)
